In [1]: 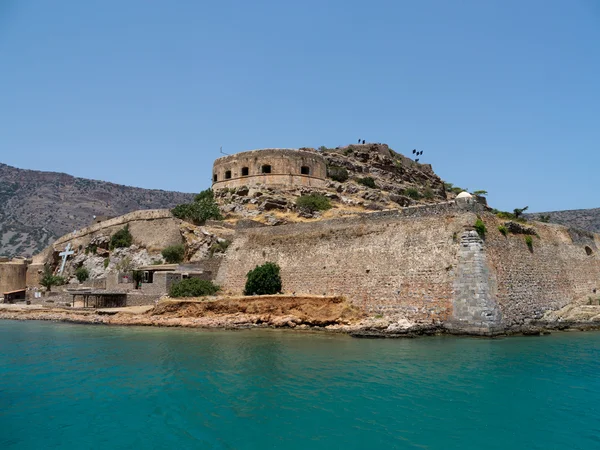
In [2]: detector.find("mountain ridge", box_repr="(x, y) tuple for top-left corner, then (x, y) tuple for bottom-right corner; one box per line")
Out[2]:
(0, 162), (195, 257)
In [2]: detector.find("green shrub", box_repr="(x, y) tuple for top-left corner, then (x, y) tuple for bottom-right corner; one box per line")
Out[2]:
(473, 190), (488, 196)
(525, 235), (533, 250)
(357, 177), (377, 189)
(244, 262), (282, 296)
(405, 188), (422, 200)
(40, 266), (65, 292)
(110, 225), (133, 249)
(161, 244), (185, 264)
(169, 278), (220, 298)
(296, 194), (332, 213)
(423, 187), (435, 200)
(498, 225), (508, 237)
(513, 206), (529, 219)
(103, 258), (110, 269)
(172, 189), (223, 223)
(327, 166), (349, 182)
(75, 267), (89, 283)
(474, 218), (487, 238)
(538, 214), (551, 223)
(209, 240), (230, 257)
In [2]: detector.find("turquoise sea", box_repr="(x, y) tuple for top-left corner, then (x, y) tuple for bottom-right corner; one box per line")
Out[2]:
(1, 321), (599, 449)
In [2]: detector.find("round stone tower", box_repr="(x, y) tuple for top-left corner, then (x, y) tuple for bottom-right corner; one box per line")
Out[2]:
(212, 148), (327, 190)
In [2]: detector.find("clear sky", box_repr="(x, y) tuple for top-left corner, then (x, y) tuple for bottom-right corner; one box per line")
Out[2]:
(1, 0), (598, 212)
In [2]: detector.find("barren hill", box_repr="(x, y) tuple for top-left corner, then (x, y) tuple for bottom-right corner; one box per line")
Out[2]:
(0, 163), (195, 257)
(527, 208), (600, 233)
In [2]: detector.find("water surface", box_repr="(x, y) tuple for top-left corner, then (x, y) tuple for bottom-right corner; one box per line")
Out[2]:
(1, 321), (599, 449)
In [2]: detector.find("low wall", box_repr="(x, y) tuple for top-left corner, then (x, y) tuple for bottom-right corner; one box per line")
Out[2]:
(53, 209), (183, 253)
(0, 262), (27, 294)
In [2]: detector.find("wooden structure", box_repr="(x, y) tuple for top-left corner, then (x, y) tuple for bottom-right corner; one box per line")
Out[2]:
(2, 289), (26, 304)
(70, 290), (127, 308)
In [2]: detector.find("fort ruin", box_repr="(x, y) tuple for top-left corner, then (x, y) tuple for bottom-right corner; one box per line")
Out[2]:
(212, 148), (327, 190)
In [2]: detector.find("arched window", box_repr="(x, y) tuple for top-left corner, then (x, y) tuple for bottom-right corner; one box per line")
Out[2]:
(585, 246), (593, 256)
(241, 167), (249, 176)
(213, 174), (218, 182)
(261, 165), (272, 174)
(225, 170), (232, 179)
(301, 166), (310, 175)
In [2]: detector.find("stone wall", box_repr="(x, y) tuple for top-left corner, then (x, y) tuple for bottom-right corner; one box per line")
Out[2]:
(217, 210), (466, 324)
(53, 209), (183, 254)
(485, 218), (600, 327)
(0, 262), (28, 294)
(217, 207), (600, 330)
(212, 149), (327, 190)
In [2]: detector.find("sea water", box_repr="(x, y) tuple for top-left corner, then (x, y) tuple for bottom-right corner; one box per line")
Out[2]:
(1, 321), (599, 449)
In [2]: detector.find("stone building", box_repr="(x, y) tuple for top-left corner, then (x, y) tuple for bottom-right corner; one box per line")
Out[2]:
(0, 259), (28, 299)
(212, 149), (327, 189)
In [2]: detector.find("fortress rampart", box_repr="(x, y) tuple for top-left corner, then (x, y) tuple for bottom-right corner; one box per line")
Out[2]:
(212, 149), (327, 190)
(216, 206), (600, 333)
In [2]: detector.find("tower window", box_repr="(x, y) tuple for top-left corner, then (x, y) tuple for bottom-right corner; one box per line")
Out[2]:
(261, 165), (272, 174)
(213, 174), (218, 182)
(241, 167), (249, 176)
(225, 170), (232, 179)
(301, 166), (310, 175)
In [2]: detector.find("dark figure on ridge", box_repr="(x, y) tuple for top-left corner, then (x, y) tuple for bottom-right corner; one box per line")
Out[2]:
(358, 138), (361, 143)
(415, 158), (419, 162)
(362, 139), (365, 144)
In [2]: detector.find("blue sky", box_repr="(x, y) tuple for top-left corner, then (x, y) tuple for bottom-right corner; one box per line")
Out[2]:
(1, 0), (598, 212)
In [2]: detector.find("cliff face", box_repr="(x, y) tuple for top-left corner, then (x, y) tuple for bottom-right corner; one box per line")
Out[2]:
(0, 163), (195, 258)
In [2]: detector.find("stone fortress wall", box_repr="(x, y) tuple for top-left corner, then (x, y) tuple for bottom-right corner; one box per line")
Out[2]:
(216, 203), (600, 333)
(0, 260), (28, 294)
(212, 149), (328, 190)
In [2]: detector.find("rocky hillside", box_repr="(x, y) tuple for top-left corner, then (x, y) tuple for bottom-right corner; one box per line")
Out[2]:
(527, 208), (600, 233)
(0, 163), (195, 258)
(215, 143), (450, 224)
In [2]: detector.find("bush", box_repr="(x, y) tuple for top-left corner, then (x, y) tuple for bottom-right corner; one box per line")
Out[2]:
(75, 267), (89, 283)
(103, 258), (110, 269)
(405, 188), (422, 200)
(525, 235), (533, 251)
(357, 177), (377, 189)
(423, 187), (435, 200)
(172, 189), (223, 223)
(162, 245), (185, 264)
(474, 218), (487, 238)
(327, 166), (349, 183)
(209, 240), (230, 257)
(296, 194), (332, 213)
(110, 225), (133, 249)
(244, 262), (282, 296)
(40, 266), (65, 292)
(498, 225), (508, 237)
(473, 190), (488, 196)
(169, 278), (220, 298)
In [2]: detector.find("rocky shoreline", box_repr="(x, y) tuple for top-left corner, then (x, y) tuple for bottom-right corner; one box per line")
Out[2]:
(2, 300), (600, 338)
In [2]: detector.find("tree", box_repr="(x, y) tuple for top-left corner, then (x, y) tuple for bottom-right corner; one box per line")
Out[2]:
(75, 267), (89, 283)
(162, 245), (185, 264)
(513, 206), (529, 219)
(296, 194), (332, 214)
(110, 225), (133, 249)
(171, 189), (223, 223)
(169, 278), (220, 298)
(473, 190), (488, 196)
(40, 266), (65, 292)
(244, 262), (282, 296)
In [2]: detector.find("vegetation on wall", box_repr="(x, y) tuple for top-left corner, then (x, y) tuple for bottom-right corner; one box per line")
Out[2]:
(171, 189), (223, 224)
(209, 240), (230, 257)
(244, 262), (282, 296)
(296, 194), (332, 214)
(169, 278), (220, 298)
(474, 218), (487, 238)
(75, 267), (89, 283)
(525, 235), (534, 251)
(110, 225), (133, 249)
(498, 225), (508, 237)
(161, 244), (185, 264)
